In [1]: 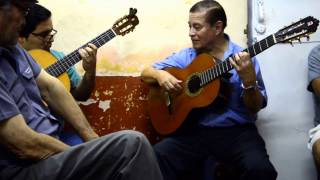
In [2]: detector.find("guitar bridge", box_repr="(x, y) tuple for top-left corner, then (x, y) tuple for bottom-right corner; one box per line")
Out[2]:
(164, 91), (173, 114)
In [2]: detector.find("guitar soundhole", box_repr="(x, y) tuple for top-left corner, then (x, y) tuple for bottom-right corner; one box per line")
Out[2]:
(188, 75), (201, 94)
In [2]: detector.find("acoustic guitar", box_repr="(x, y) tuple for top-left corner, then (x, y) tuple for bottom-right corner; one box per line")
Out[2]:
(146, 16), (319, 135)
(29, 8), (139, 91)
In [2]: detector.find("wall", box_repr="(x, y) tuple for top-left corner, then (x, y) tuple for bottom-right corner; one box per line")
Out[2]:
(34, 0), (320, 179)
(248, 0), (320, 179)
(31, 1), (320, 179)
(38, 0), (247, 75)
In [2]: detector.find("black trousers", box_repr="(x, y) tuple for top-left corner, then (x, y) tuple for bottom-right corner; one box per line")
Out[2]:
(1, 130), (163, 180)
(154, 124), (277, 180)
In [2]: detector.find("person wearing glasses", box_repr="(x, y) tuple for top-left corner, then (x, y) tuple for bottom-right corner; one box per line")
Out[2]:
(19, 3), (96, 102)
(0, 1), (163, 180)
(19, 4), (97, 145)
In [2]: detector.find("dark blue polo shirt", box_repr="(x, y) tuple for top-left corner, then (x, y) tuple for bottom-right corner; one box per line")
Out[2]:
(0, 44), (60, 168)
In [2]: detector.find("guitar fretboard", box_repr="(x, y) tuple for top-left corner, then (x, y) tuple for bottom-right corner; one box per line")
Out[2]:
(199, 34), (276, 86)
(46, 29), (116, 77)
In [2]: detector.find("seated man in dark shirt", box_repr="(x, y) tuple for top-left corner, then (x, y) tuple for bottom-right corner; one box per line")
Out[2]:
(0, 1), (163, 180)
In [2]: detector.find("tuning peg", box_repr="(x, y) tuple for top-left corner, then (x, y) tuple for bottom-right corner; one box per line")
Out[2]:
(297, 38), (301, 44)
(289, 41), (294, 46)
(306, 35), (310, 41)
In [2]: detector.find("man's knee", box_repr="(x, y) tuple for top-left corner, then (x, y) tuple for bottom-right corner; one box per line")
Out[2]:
(118, 130), (148, 143)
(114, 130), (151, 150)
(242, 158), (277, 180)
(313, 139), (320, 171)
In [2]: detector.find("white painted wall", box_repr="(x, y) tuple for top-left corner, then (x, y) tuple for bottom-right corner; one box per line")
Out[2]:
(38, 0), (247, 74)
(248, 0), (320, 179)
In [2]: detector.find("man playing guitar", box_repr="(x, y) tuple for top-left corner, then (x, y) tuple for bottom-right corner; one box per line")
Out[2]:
(141, 0), (277, 179)
(19, 3), (97, 101)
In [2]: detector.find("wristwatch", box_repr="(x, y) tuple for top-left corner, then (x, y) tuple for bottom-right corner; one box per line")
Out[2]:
(241, 81), (258, 91)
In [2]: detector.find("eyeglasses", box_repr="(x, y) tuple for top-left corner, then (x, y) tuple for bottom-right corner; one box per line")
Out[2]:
(31, 29), (57, 39)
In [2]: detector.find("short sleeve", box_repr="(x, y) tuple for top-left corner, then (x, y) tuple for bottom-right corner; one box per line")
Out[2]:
(67, 67), (82, 89)
(308, 45), (320, 92)
(152, 48), (196, 70)
(17, 45), (41, 77)
(0, 82), (20, 121)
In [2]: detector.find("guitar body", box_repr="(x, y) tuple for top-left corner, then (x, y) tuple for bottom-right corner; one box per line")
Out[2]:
(29, 49), (71, 91)
(148, 54), (220, 135)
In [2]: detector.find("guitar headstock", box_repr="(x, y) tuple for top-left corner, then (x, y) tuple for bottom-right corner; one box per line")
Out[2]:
(112, 8), (139, 36)
(275, 16), (319, 44)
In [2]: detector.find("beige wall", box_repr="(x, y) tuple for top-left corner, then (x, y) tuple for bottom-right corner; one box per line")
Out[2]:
(38, 0), (247, 74)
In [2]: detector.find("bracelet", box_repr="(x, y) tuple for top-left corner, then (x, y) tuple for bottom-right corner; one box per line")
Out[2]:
(241, 81), (258, 90)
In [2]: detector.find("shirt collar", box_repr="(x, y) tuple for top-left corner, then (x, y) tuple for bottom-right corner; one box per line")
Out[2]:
(223, 34), (236, 60)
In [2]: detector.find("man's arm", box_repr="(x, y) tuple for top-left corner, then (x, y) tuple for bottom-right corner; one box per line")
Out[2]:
(70, 44), (97, 101)
(242, 85), (264, 113)
(141, 66), (182, 92)
(313, 138), (320, 172)
(311, 79), (320, 97)
(141, 66), (160, 84)
(70, 71), (96, 101)
(36, 69), (98, 142)
(0, 114), (68, 161)
(229, 52), (264, 113)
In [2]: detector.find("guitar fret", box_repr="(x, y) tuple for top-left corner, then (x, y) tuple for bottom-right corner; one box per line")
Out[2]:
(227, 61), (232, 71)
(47, 67), (54, 76)
(56, 65), (63, 75)
(259, 39), (266, 51)
(209, 69), (214, 82)
(206, 70), (210, 82)
(272, 34), (277, 44)
(252, 45), (257, 56)
(205, 71), (209, 84)
(265, 38), (269, 48)
(66, 58), (74, 68)
(200, 73), (204, 85)
(267, 36), (272, 47)
(209, 68), (213, 80)
(258, 41), (262, 52)
(205, 70), (209, 84)
(254, 43), (260, 55)
(94, 39), (102, 47)
(208, 71), (211, 83)
(227, 61), (231, 71)
(221, 63), (225, 73)
(269, 35), (276, 46)
(46, 68), (52, 75)
(214, 67), (218, 79)
(202, 72), (205, 84)
(218, 63), (223, 74)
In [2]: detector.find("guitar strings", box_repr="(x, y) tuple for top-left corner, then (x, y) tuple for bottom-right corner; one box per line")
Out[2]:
(47, 29), (116, 76)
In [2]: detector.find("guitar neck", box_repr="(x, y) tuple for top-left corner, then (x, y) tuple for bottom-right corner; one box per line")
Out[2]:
(46, 28), (116, 77)
(200, 34), (277, 86)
